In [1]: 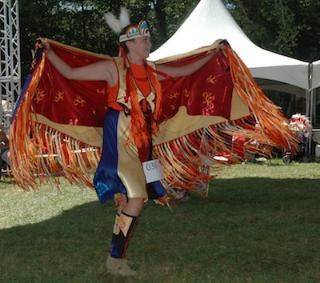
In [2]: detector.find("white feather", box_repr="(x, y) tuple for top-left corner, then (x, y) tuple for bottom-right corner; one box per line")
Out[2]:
(119, 7), (130, 28)
(104, 12), (122, 34)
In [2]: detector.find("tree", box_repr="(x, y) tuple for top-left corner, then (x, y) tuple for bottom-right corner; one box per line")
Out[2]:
(19, 0), (199, 80)
(19, 0), (320, 82)
(223, 0), (320, 62)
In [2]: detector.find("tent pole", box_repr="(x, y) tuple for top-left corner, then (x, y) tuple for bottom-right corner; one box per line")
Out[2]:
(307, 63), (313, 157)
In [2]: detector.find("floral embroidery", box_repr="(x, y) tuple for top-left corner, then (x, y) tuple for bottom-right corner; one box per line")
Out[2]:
(54, 91), (64, 102)
(33, 88), (46, 104)
(207, 74), (217, 85)
(168, 92), (180, 100)
(73, 96), (86, 107)
(202, 91), (216, 115)
(183, 89), (190, 99)
(96, 88), (106, 96)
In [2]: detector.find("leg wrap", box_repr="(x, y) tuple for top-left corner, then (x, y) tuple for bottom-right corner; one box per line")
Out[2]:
(110, 212), (138, 258)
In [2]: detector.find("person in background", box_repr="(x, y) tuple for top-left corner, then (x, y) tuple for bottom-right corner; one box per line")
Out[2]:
(0, 125), (10, 171)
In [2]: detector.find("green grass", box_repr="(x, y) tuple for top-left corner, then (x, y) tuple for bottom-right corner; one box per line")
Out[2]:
(1, 160), (320, 283)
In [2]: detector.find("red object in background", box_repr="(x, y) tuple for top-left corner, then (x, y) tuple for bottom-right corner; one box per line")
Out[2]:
(232, 135), (246, 158)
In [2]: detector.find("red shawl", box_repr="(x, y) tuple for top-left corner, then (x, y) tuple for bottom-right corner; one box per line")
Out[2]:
(10, 39), (297, 193)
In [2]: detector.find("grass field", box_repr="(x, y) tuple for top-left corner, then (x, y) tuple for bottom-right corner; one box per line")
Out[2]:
(1, 159), (320, 283)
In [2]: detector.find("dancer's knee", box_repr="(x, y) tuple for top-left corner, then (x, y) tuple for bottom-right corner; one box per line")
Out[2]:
(123, 197), (144, 216)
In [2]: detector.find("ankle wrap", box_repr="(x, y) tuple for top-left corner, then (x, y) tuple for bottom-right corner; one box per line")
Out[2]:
(110, 212), (138, 258)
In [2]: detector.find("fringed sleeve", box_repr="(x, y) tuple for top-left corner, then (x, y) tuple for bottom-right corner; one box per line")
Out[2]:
(152, 40), (298, 194)
(10, 39), (111, 189)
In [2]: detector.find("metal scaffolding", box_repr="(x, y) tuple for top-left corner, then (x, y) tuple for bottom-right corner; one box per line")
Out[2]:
(0, 0), (20, 132)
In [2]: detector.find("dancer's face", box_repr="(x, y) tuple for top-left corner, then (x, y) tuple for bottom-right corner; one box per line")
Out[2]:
(127, 36), (152, 60)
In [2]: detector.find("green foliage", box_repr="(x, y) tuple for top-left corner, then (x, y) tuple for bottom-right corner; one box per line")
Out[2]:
(224, 0), (320, 61)
(19, 0), (320, 82)
(19, 0), (199, 80)
(19, 0), (115, 81)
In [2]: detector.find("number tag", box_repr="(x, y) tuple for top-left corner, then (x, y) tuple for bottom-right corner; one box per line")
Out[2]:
(142, 159), (164, 183)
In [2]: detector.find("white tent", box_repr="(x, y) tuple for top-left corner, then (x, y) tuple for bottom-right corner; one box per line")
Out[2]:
(312, 60), (320, 89)
(149, 0), (309, 90)
(310, 60), (320, 145)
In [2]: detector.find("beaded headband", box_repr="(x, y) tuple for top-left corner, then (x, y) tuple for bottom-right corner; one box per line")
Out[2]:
(119, 20), (150, 42)
(105, 7), (150, 43)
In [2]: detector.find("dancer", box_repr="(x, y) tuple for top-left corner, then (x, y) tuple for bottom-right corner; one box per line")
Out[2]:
(43, 8), (215, 276)
(10, 7), (298, 278)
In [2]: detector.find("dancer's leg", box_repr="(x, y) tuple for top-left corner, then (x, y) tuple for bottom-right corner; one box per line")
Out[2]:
(106, 197), (144, 276)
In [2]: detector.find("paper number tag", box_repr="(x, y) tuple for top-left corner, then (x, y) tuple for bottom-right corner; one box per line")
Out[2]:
(142, 159), (164, 183)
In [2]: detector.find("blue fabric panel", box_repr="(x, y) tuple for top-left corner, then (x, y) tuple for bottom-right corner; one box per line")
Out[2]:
(12, 74), (32, 121)
(94, 109), (127, 203)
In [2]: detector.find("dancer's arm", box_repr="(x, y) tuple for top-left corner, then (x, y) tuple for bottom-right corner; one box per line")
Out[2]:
(155, 50), (216, 79)
(46, 44), (117, 85)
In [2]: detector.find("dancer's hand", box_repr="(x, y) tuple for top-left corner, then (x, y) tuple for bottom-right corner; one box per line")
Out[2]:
(30, 38), (47, 71)
(36, 38), (51, 52)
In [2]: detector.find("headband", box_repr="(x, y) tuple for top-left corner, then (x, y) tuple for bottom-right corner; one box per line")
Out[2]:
(119, 20), (150, 42)
(105, 7), (150, 43)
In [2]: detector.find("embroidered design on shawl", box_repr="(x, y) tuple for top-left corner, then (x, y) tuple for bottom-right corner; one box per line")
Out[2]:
(9, 39), (298, 196)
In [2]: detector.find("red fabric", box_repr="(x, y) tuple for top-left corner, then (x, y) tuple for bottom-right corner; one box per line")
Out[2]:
(159, 51), (233, 122)
(32, 44), (109, 127)
(11, 40), (298, 191)
(31, 41), (232, 129)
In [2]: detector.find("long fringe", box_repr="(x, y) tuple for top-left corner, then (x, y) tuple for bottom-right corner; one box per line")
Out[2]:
(9, 54), (100, 189)
(153, 44), (298, 195)
(224, 44), (298, 152)
(10, 42), (298, 196)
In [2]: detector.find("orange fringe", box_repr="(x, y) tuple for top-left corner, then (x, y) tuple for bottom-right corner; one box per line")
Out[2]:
(9, 54), (46, 189)
(152, 43), (298, 194)
(224, 44), (298, 153)
(9, 54), (100, 189)
(9, 41), (298, 196)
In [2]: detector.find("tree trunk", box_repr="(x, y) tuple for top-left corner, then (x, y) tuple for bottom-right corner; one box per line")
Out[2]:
(153, 0), (167, 41)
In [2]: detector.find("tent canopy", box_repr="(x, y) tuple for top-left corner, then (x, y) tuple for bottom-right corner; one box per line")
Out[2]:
(149, 0), (309, 90)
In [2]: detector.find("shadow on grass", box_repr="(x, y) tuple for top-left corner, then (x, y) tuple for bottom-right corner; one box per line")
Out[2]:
(210, 177), (320, 203)
(0, 178), (15, 185)
(0, 200), (114, 282)
(1, 177), (320, 282)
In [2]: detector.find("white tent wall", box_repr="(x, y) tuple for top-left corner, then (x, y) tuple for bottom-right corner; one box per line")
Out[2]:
(149, 0), (309, 90)
(312, 60), (320, 89)
(256, 79), (307, 116)
(311, 61), (320, 122)
(310, 61), (320, 147)
(256, 79), (307, 98)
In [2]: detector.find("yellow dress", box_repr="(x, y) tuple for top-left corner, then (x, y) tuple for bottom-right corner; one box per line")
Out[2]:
(93, 57), (166, 203)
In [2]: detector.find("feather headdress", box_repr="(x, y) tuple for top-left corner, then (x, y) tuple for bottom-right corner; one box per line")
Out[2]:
(104, 7), (150, 43)
(104, 7), (130, 34)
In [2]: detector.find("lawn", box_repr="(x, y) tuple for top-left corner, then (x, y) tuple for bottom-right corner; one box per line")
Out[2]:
(1, 159), (320, 283)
